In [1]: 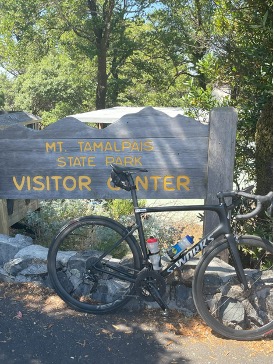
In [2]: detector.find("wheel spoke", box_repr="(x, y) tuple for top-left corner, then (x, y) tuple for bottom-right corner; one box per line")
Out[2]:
(48, 217), (141, 313)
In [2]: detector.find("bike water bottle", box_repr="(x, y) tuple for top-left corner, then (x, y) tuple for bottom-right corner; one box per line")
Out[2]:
(146, 236), (161, 270)
(167, 235), (194, 260)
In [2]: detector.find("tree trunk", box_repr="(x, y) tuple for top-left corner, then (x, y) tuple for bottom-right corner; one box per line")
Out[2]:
(96, 44), (108, 110)
(255, 98), (273, 196)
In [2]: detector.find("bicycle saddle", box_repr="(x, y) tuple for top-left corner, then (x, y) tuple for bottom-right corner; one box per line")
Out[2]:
(110, 163), (148, 174)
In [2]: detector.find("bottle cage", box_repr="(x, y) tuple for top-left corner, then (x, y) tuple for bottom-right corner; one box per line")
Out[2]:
(110, 170), (131, 191)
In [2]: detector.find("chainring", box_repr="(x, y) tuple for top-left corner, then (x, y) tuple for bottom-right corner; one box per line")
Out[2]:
(135, 269), (166, 302)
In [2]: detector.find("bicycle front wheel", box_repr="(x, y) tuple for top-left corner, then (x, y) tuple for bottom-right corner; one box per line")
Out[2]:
(192, 235), (273, 340)
(47, 216), (142, 314)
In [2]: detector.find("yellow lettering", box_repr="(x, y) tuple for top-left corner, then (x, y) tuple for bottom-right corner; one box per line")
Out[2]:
(51, 176), (62, 190)
(13, 175), (93, 192)
(131, 141), (139, 151)
(27, 176), (31, 190)
(79, 176), (92, 191)
(143, 140), (154, 151)
(164, 176), (175, 191)
(57, 156), (66, 167)
(121, 141), (131, 151)
(46, 142), (56, 152)
(13, 176), (25, 191)
(177, 176), (190, 191)
(93, 142), (103, 151)
(84, 142), (93, 152)
(46, 176), (50, 190)
(107, 177), (120, 191)
(77, 141), (84, 152)
(113, 142), (121, 152)
(67, 156), (73, 166)
(45, 141), (63, 152)
(104, 141), (113, 151)
(115, 157), (123, 165)
(87, 157), (96, 167)
(134, 156), (142, 166)
(105, 156), (115, 166)
(135, 176), (148, 190)
(33, 176), (45, 191)
(150, 176), (161, 191)
(72, 157), (82, 167)
(124, 156), (134, 166)
(105, 156), (142, 166)
(63, 176), (77, 191)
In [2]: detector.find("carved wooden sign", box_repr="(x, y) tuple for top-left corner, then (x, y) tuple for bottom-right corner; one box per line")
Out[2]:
(0, 107), (214, 199)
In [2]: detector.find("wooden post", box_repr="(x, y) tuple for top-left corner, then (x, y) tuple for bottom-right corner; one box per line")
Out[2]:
(204, 107), (238, 236)
(0, 199), (9, 235)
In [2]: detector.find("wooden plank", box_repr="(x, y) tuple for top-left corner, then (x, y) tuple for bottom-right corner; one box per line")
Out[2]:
(0, 200), (9, 234)
(0, 107), (209, 139)
(8, 200), (39, 227)
(203, 107), (238, 235)
(0, 137), (208, 170)
(0, 167), (207, 199)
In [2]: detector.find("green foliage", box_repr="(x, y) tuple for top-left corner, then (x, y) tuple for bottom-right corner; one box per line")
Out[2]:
(0, 91), (4, 109)
(9, 52), (96, 124)
(0, 1), (272, 241)
(24, 198), (183, 253)
(24, 199), (93, 246)
(105, 199), (138, 220)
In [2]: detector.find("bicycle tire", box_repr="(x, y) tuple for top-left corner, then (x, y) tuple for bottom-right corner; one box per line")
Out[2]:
(47, 215), (142, 314)
(192, 235), (273, 340)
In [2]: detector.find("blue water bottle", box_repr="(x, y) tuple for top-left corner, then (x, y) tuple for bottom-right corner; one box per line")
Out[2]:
(167, 235), (194, 260)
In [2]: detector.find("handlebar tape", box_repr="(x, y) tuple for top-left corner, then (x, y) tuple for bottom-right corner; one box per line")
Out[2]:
(235, 191), (273, 220)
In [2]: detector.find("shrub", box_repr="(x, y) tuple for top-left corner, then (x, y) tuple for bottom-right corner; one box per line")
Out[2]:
(24, 199), (93, 246)
(24, 198), (191, 255)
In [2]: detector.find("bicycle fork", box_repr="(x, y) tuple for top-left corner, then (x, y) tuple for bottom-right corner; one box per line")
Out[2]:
(226, 234), (248, 290)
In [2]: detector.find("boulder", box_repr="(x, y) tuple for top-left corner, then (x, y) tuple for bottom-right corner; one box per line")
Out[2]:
(0, 234), (33, 265)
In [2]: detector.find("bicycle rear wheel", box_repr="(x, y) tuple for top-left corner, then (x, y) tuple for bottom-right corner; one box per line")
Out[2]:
(192, 235), (273, 340)
(47, 216), (142, 314)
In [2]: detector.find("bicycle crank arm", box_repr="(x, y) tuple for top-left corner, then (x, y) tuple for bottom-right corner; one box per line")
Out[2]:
(135, 269), (168, 310)
(146, 282), (168, 311)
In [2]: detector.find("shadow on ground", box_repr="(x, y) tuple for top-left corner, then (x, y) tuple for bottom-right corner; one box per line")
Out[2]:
(0, 282), (272, 364)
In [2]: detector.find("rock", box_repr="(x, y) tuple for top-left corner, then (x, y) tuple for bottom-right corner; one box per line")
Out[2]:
(20, 261), (48, 276)
(174, 284), (196, 313)
(0, 233), (272, 328)
(0, 234), (33, 265)
(0, 267), (14, 282)
(14, 245), (48, 261)
(220, 299), (245, 324)
(4, 257), (32, 276)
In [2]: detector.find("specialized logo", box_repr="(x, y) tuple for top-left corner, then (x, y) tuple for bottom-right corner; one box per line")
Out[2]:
(166, 236), (214, 273)
(135, 208), (147, 213)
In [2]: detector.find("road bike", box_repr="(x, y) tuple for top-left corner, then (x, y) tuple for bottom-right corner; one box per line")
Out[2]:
(47, 164), (273, 341)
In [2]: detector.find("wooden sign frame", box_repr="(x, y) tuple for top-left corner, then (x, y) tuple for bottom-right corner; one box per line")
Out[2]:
(0, 106), (237, 200)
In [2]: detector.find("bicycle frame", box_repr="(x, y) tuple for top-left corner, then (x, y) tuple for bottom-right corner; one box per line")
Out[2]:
(134, 204), (230, 275)
(127, 174), (248, 288)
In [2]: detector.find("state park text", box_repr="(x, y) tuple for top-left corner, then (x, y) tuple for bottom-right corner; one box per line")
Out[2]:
(46, 139), (154, 167)
(10, 140), (191, 193)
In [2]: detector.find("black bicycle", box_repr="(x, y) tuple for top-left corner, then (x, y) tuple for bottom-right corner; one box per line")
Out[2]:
(47, 164), (273, 341)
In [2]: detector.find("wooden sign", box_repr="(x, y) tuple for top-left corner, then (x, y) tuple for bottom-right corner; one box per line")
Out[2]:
(0, 107), (237, 200)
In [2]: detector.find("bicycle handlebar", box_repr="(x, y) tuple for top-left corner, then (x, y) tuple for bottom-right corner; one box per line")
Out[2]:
(217, 187), (273, 220)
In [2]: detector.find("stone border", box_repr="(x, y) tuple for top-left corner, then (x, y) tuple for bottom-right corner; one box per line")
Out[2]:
(0, 234), (197, 315)
(0, 233), (271, 329)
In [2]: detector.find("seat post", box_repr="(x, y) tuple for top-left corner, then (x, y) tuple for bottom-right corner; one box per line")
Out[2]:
(127, 173), (139, 208)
